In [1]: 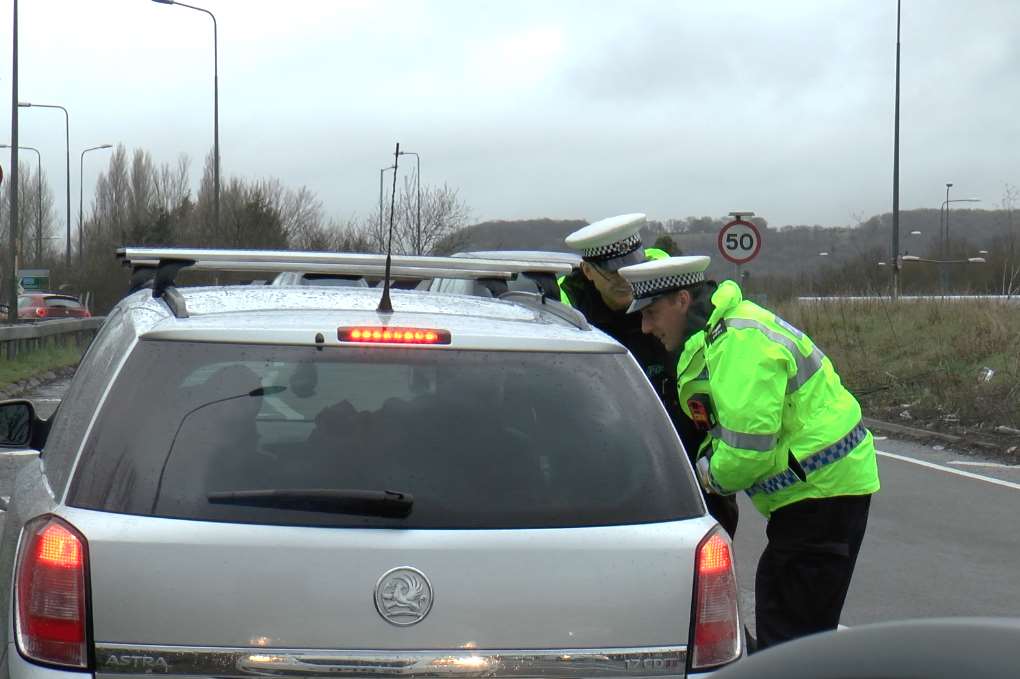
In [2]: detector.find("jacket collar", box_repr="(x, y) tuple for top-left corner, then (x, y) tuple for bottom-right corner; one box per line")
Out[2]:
(676, 329), (706, 376)
(707, 280), (744, 330)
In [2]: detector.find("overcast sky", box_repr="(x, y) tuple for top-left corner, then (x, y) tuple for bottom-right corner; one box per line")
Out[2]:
(2, 0), (1018, 230)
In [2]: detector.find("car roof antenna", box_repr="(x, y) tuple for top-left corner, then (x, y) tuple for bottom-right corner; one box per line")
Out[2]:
(377, 142), (401, 314)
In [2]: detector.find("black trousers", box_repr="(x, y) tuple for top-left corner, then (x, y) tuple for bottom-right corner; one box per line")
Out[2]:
(754, 494), (871, 651)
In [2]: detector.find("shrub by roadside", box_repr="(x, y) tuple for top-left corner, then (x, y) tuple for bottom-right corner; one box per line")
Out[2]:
(777, 299), (1020, 437)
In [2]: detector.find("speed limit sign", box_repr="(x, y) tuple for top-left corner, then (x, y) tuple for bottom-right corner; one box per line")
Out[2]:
(718, 219), (761, 265)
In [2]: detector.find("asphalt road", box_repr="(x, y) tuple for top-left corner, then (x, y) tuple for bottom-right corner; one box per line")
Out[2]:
(16, 378), (1020, 629)
(734, 435), (1020, 632)
(22, 378), (68, 420)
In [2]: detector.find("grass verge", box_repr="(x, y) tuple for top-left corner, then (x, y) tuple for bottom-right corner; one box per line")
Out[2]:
(0, 344), (84, 391)
(777, 299), (1020, 434)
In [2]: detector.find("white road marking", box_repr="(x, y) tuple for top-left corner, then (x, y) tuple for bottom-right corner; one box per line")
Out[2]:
(948, 460), (1020, 469)
(877, 450), (1020, 491)
(873, 436), (888, 441)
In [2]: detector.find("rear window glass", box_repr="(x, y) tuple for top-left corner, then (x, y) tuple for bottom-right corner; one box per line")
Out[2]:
(69, 341), (701, 529)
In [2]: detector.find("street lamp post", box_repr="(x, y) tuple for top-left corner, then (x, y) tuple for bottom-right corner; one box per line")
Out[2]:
(152, 0), (219, 231)
(398, 151), (421, 254)
(891, 0), (902, 301)
(7, 0), (18, 327)
(79, 144), (113, 265)
(939, 197), (979, 248)
(0, 144), (41, 263)
(18, 102), (70, 268)
(943, 183), (953, 255)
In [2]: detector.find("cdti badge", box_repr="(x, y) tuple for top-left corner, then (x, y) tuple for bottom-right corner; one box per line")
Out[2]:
(374, 567), (434, 626)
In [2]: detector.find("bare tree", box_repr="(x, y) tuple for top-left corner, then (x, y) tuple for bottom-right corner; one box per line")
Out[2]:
(0, 162), (58, 266)
(129, 149), (155, 231)
(93, 144), (131, 246)
(258, 180), (325, 250)
(153, 153), (191, 215)
(368, 174), (470, 255)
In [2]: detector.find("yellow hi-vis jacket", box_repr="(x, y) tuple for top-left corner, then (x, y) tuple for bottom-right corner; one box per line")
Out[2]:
(677, 280), (880, 517)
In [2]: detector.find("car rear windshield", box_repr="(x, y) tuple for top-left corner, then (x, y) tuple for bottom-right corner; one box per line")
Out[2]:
(69, 340), (702, 529)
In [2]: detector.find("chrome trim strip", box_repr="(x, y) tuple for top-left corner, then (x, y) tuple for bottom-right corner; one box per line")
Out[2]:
(95, 644), (688, 678)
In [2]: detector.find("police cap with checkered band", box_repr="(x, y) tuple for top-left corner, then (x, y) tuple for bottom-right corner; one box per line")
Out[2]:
(564, 213), (647, 272)
(619, 255), (712, 314)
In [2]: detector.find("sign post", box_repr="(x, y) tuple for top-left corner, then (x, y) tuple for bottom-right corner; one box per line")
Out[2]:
(718, 211), (762, 283)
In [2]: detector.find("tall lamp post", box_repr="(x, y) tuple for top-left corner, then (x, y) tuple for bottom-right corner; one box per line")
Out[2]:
(398, 151), (421, 254)
(943, 183), (953, 255)
(79, 144), (112, 265)
(891, 0), (902, 300)
(0, 144), (41, 263)
(7, 0), (18, 326)
(151, 0), (219, 231)
(18, 102), (70, 268)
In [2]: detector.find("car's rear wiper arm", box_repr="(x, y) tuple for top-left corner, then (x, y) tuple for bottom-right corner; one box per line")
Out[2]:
(207, 488), (413, 518)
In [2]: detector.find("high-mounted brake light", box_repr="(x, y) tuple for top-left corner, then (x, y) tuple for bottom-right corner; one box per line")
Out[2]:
(689, 528), (741, 671)
(15, 516), (90, 669)
(339, 327), (451, 345)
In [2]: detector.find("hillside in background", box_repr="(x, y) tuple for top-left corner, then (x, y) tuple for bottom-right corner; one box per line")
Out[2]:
(445, 218), (587, 252)
(455, 209), (1016, 284)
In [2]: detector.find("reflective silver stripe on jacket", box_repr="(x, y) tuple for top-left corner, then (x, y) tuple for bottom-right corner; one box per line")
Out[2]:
(95, 643), (689, 678)
(748, 422), (868, 496)
(723, 317), (826, 393)
(711, 425), (777, 452)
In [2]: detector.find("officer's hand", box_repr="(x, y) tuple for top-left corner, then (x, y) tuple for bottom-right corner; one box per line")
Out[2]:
(695, 457), (718, 495)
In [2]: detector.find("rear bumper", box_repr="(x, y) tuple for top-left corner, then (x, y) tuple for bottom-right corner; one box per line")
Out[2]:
(7, 645), (91, 679)
(6, 642), (739, 679)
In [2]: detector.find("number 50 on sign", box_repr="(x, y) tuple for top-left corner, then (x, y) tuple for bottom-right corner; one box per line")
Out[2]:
(717, 219), (762, 265)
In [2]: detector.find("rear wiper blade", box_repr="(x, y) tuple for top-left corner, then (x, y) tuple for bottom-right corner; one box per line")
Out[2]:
(207, 488), (413, 518)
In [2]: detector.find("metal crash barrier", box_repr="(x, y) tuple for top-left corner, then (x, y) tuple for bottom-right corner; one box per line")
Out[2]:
(0, 317), (105, 361)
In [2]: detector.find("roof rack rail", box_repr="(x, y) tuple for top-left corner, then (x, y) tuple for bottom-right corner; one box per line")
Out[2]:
(116, 247), (574, 283)
(497, 291), (590, 331)
(115, 247), (581, 321)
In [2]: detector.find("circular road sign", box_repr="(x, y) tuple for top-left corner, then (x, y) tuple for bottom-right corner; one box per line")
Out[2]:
(718, 219), (762, 265)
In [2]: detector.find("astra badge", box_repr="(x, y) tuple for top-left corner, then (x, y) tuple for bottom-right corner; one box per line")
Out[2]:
(374, 567), (433, 626)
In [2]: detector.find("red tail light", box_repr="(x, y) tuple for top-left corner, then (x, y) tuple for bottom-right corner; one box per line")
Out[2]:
(15, 516), (90, 669)
(689, 528), (741, 670)
(82, 310), (91, 318)
(34, 307), (47, 318)
(338, 327), (451, 345)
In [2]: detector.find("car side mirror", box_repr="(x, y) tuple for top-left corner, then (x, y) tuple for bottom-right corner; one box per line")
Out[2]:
(0, 400), (37, 448)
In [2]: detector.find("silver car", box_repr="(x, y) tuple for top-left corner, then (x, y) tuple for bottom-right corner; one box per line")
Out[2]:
(0, 249), (742, 679)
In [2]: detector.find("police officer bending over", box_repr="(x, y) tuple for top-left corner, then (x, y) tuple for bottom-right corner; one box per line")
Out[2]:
(620, 255), (880, 650)
(560, 214), (738, 538)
